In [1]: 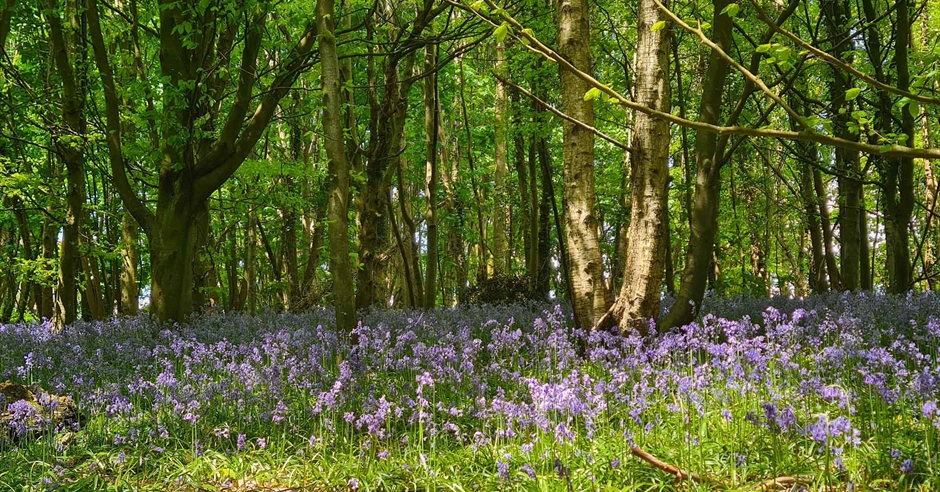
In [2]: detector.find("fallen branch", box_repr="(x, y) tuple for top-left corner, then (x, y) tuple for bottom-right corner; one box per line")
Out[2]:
(749, 475), (811, 491)
(629, 446), (726, 488)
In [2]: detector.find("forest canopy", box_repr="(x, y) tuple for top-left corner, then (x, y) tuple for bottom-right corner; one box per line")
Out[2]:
(1, 0), (938, 332)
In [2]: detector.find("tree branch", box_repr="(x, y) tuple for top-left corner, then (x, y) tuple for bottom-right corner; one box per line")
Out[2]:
(193, 23), (319, 203)
(86, 0), (155, 233)
(456, 0), (940, 160)
(746, 0), (940, 106)
(495, 74), (630, 151)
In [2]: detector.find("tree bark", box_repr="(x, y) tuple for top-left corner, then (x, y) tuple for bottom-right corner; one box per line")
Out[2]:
(317, 0), (357, 334)
(599, 0), (671, 334)
(356, 1), (439, 309)
(558, 0), (608, 329)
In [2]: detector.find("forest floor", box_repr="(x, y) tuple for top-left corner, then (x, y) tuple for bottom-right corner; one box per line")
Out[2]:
(1, 294), (938, 491)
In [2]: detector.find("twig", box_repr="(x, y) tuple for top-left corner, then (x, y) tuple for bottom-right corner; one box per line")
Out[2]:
(629, 446), (726, 488)
(494, 74), (631, 152)
(749, 475), (810, 491)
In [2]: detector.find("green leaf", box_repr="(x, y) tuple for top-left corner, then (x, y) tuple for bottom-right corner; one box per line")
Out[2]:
(880, 144), (893, 154)
(494, 23), (509, 43)
(720, 3), (740, 17)
(756, 43), (772, 53)
(845, 87), (861, 101)
(909, 101), (920, 118)
(650, 21), (666, 32)
(583, 87), (602, 101)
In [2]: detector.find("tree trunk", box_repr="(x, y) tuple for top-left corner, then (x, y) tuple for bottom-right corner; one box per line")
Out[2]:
(40, 213), (55, 320)
(47, 0), (86, 329)
(599, 0), (671, 334)
(246, 214), (258, 313)
(513, 90), (533, 281)
(317, 0), (357, 334)
(536, 137), (553, 298)
(87, 0), (316, 322)
(885, 0), (915, 293)
(859, 184), (872, 290)
(149, 195), (200, 321)
(558, 0), (608, 329)
(357, 52), (418, 309)
(799, 148), (827, 293)
(280, 184), (300, 311)
(823, 0), (861, 291)
(458, 58), (489, 279)
(492, 41), (510, 275)
(662, 0), (732, 329)
(423, 42), (440, 308)
(861, 0), (915, 293)
(118, 211), (140, 315)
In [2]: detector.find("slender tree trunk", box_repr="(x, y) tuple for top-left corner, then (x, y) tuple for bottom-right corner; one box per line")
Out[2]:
(800, 151), (826, 293)
(281, 190), (299, 311)
(859, 185), (872, 290)
(533, 77), (553, 299)
(512, 90), (533, 280)
(600, 0), (671, 334)
(458, 59), (489, 279)
(47, 0), (86, 329)
(861, 0), (914, 292)
(888, 0), (915, 293)
(423, 42), (440, 308)
(662, 0), (732, 329)
(443, 111), (463, 306)
(492, 42), (510, 275)
(822, 0), (861, 291)
(920, 13), (938, 289)
(318, 0), (357, 334)
(246, 214), (258, 313)
(814, 169), (842, 290)
(399, 162), (425, 307)
(41, 214), (55, 320)
(558, 0), (608, 329)
(0, 199), (13, 322)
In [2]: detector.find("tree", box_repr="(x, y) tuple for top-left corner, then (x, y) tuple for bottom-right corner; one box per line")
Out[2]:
(598, 0), (672, 333)
(86, 0), (318, 321)
(662, 0), (734, 329)
(317, 0), (357, 335)
(557, 0), (609, 329)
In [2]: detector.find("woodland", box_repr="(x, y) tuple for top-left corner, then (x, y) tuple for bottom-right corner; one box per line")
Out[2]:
(2, 0), (940, 489)
(1, 0), (940, 332)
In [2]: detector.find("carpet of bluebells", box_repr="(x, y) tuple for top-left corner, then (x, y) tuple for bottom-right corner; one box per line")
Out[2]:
(1, 293), (939, 490)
